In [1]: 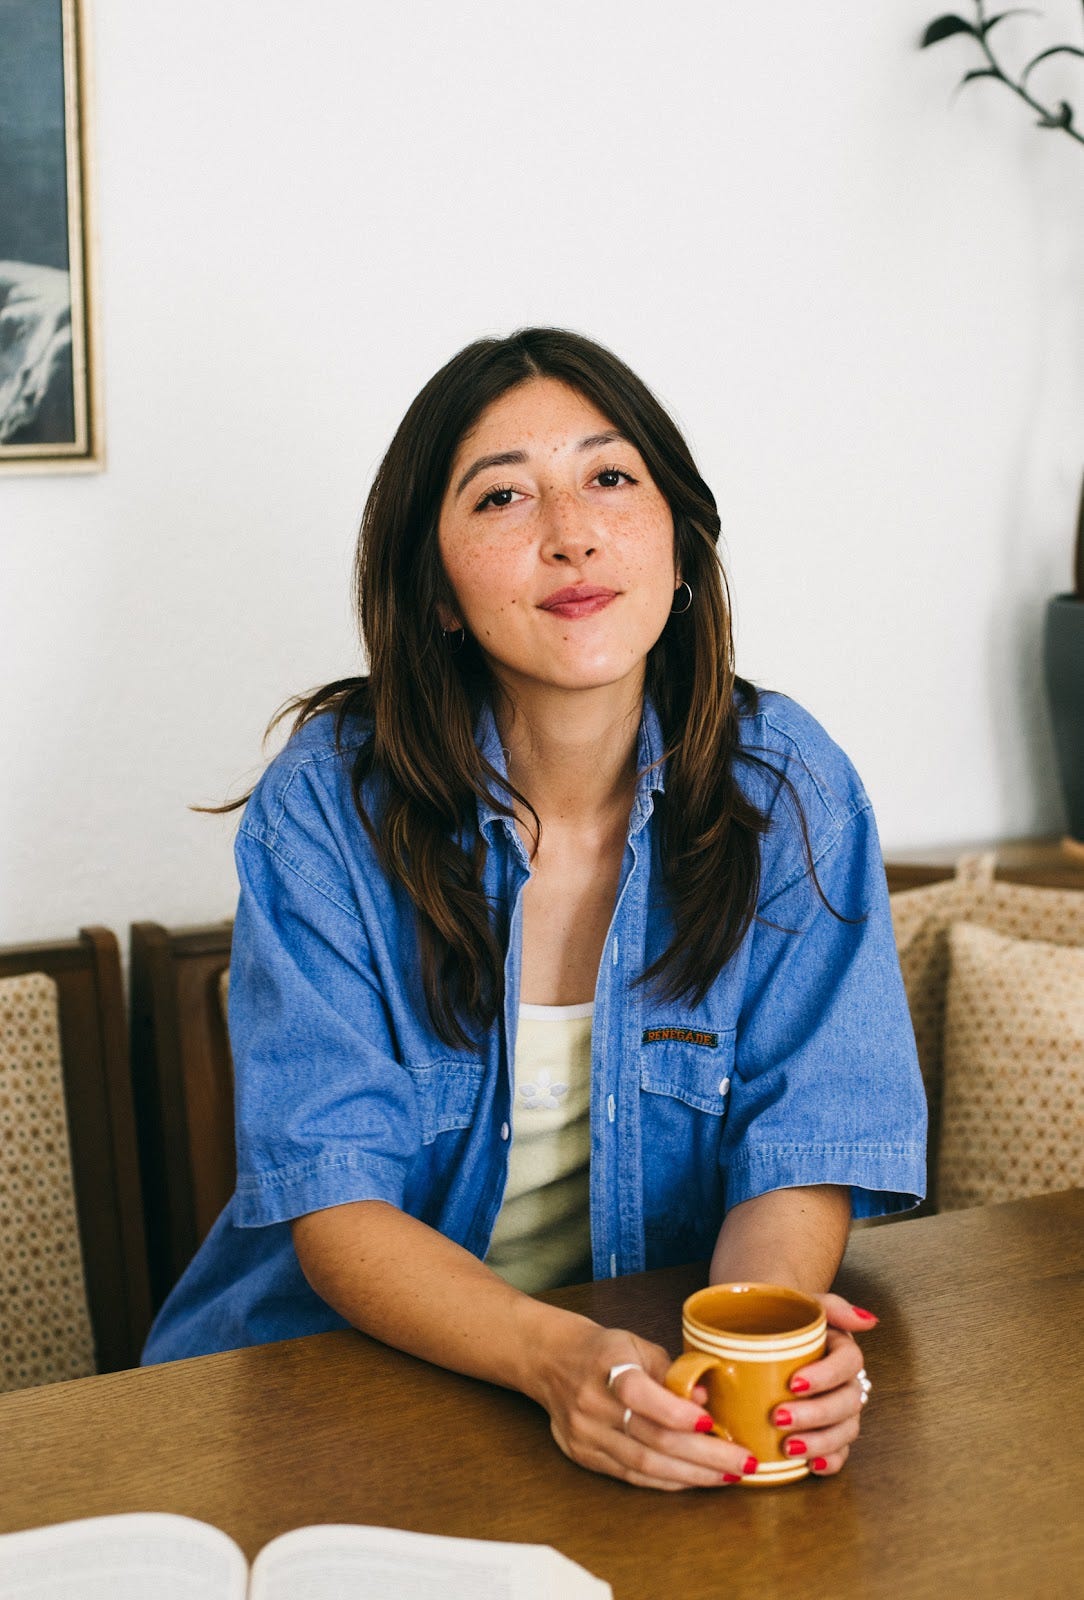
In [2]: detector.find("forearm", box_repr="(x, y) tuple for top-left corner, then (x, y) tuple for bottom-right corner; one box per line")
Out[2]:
(291, 1199), (595, 1405)
(708, 1185), (851, 1294)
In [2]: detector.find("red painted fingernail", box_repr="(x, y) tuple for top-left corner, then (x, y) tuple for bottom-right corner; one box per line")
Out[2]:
(694, 1415), (714, 1433)
(774, 1407), (793, 1427)
(790, 1376), (811, 1393)
(812, 1457), (829, 1472)
(743, 1455), (759, 1476)
(722, 1472), (742, 1484)
(786, 1438), (808, 1457)
(853, 1307), (878, 1321)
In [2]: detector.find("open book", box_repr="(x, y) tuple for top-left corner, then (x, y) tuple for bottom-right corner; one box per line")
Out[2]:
(0, 1513), (613, 1599)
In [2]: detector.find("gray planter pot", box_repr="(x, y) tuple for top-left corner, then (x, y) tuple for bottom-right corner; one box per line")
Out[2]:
(1043, 594), (1084, 842)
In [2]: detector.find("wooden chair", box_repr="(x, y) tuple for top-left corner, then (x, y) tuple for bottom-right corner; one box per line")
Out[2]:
(128, 920), (234, 1308)
(0, 927), (152, 1386)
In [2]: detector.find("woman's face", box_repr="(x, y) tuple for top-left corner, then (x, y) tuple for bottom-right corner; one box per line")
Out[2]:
(437, 378), (680, 703)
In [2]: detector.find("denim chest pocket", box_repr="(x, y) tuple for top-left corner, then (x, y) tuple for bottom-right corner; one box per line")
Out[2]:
(403, 1058), (485, 1145)
(639, 1030), (736, 1115)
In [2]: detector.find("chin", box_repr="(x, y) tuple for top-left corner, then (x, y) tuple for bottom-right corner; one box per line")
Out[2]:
(522, 659), (647, 696)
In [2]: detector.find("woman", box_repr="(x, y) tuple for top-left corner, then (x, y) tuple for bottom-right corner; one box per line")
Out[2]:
(144, 329), (926, 1490)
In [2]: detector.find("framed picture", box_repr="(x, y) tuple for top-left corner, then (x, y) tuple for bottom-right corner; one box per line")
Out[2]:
(0, 0), (101, 472)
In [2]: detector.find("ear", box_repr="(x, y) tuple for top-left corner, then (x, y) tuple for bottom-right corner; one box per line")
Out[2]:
(436, 602), (462, 632)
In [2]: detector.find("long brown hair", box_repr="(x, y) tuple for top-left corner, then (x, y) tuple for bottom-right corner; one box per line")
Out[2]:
(232, 329), (812, 1047)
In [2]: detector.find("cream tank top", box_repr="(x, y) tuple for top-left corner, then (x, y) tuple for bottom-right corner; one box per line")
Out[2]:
(484, 1003), (593, 1294)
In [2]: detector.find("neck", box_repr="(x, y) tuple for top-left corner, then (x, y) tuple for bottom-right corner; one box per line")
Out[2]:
(493, 680), (643, 830)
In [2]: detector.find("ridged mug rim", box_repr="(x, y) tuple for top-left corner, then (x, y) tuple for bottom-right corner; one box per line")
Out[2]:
(682, 1280), (826, 1345)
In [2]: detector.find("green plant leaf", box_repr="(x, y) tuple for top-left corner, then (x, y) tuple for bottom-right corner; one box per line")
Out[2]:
(959, 68), (1004, 84)
(1022, 45), (1084, 90)
(1036, 100), (1074, 128)
(920, 15), (977, 47)
(981, 8), (1041, 36)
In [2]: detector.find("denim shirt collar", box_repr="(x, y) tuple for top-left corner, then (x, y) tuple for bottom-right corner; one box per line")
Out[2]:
(473, 696), (668, 847)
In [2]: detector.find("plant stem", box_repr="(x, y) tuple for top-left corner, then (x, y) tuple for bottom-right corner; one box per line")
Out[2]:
(973, 1), (1084, 145)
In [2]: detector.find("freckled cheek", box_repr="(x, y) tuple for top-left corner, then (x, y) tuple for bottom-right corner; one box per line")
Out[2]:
(446, 547), (530, 619)
(616, 514), (676, 572)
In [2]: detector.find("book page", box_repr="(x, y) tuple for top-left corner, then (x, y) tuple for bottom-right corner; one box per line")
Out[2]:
(0, 1512), (248, 1600)
(249, 1524), (612, 1600)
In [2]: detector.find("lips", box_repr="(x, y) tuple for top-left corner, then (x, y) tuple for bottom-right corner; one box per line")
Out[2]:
(538, 585), (618, 618)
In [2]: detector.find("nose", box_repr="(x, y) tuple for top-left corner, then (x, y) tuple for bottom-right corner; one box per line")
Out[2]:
(541, 491), (598, 565)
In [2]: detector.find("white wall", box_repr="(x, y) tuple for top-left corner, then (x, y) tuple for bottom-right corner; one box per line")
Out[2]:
(2, 0), (1081, 942)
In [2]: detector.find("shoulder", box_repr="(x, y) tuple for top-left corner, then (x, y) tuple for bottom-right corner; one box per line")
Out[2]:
(734, 689), (873, 899)
(238, 708), (373, 855)
(736, 690), (868, 823)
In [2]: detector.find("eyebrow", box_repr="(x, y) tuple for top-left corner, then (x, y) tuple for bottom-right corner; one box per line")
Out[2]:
(453, 430), (629, 500)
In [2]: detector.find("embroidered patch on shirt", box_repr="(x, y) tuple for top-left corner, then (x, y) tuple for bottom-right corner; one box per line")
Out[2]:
(517, 1069), (570, 1110)
(642, 1027), (719, 1049)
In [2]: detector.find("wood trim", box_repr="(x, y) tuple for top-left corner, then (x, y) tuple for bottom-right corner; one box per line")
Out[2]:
(885, 837), (1084, 894)
(129, 921), (234, 1308)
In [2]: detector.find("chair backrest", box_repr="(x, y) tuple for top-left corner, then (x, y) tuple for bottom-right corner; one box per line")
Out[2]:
(129, 920), (234, 1308)
(0, 927), (151, 1385)
(886, 846), (1084, 1215)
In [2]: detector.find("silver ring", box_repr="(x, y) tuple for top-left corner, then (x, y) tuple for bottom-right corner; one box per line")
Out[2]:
(606, 1362), (642, 1392)
(622, 1406), (633, 1435)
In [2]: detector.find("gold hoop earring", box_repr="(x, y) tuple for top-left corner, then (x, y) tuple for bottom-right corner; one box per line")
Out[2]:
(670, 581), (693, 615)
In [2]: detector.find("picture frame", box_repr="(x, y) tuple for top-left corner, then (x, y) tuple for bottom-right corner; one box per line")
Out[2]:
(0, 0), (102, 473)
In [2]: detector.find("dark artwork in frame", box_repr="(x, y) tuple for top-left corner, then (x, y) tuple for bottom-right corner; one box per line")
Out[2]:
(0, 0), (101, 471)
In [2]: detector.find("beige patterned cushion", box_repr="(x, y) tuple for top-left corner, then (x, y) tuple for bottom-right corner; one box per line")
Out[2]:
(937, 922), (1084, 1210)
(891, 856), (1084, 1156)
(0, 972), (96, 1391)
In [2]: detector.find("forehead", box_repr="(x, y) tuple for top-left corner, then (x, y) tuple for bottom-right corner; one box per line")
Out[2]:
(453, 377), (619, 460)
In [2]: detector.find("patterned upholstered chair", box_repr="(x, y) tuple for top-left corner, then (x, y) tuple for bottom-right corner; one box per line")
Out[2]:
(888, 855), (1084, 1215)
(0, 928), (151, 1390)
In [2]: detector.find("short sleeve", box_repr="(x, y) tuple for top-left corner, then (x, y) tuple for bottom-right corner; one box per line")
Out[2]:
(228, 817), (423, 1229)
(719, 800), (928, 1219)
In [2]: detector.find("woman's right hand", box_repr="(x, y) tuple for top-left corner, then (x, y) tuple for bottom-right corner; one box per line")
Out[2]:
(533, 1317), (759, 1490)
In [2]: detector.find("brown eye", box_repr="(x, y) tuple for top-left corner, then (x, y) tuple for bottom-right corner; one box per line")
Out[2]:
(476, 486), (518, 511)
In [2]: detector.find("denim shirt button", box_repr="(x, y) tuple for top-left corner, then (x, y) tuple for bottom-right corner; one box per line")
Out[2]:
(718, 1077), (730, 1097)
(500, 1121), (510, 1141)
(607, 1093), (616, 1123)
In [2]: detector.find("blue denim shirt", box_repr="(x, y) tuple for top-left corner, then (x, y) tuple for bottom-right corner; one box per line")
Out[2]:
(143, 691), (926, 1363)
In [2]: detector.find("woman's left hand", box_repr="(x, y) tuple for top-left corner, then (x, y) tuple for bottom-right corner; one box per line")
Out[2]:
(771, 1293), (877, 1476)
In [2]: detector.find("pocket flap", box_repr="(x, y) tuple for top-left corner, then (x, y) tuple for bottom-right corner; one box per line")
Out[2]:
(404, 1058), (484, 1144)
(640, 1030), (736, 1114)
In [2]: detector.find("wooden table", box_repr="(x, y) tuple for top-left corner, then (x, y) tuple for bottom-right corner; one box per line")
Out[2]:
(2, 1191), (1082, 1597)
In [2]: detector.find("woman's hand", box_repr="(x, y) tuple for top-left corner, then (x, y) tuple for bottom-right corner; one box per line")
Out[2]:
(770, 1293), (877, 1476)
(534, 1320), (758, 1490)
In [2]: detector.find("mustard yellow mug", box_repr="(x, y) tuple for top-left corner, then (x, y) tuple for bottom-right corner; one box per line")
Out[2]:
(664, 1282), (827, 1486)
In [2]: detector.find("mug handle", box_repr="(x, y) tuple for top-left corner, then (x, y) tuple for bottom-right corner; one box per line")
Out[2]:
(664, 1351), (735, 1443)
